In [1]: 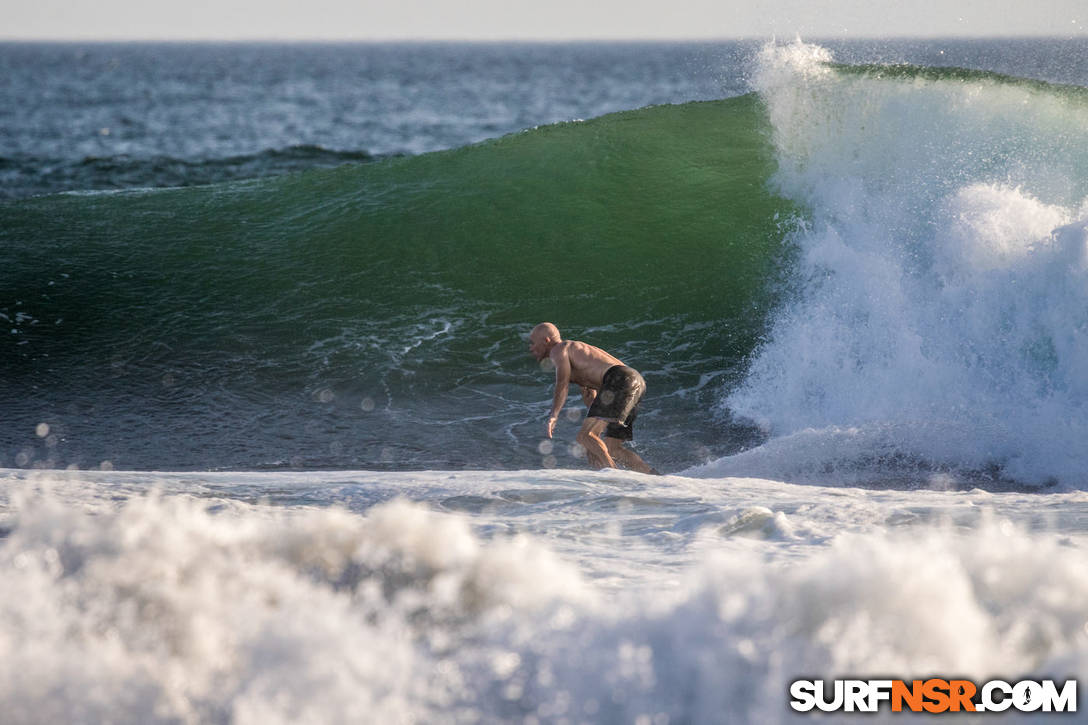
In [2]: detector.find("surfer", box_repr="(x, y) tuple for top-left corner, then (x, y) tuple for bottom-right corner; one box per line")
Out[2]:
(528, 322), (659, 474)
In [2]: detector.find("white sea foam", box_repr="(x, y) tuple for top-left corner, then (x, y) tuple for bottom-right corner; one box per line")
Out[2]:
(0, 486), (591, 724)
(2, 471), (1087, 723)
(722, 41), (1088, 485)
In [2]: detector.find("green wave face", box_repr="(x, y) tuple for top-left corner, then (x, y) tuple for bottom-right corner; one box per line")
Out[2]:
(278, 95), (790, 329)
(1, 96), (793, 470)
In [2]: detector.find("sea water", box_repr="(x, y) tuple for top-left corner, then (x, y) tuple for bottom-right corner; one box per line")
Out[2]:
(3, 39), (1088, 723)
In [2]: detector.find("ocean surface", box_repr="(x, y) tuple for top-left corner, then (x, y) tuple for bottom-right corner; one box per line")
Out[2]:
(3, 39), (1088, 722)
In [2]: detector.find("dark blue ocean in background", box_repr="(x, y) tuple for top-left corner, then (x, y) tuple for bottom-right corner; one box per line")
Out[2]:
(0, 42), (757, 199)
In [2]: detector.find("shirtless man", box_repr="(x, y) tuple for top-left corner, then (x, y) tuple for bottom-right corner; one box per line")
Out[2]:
(528, 322), (658, 473)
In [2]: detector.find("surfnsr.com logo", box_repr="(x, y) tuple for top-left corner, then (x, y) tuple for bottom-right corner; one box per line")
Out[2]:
(789, 679), (1077, 714)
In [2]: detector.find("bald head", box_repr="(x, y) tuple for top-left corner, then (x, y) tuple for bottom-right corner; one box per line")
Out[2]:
(531, 322), (560, 341)
(528, 322), (562, 361)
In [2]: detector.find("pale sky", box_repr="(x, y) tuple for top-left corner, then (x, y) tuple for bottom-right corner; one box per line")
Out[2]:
(3, 0), (1086, 41)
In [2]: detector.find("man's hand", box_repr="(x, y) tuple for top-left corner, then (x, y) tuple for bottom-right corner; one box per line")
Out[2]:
(546, 415), (558, 438)
(580, 385), (597, 408)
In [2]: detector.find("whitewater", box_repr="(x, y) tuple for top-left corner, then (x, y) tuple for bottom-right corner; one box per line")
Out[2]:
(3, 40), (1088, 723)
(708, 42), (1088, 487)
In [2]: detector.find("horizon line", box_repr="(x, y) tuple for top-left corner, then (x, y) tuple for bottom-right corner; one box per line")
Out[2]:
(2, 32), (1087, 44)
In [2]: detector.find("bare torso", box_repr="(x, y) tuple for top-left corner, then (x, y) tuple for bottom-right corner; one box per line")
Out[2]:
(551, 340), (623, 389)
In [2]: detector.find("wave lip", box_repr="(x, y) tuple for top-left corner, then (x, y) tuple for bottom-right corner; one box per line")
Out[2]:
(722, 41), (1088, 487)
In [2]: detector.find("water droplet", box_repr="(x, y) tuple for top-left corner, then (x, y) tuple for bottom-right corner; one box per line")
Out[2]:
(490, 651), (521, 678)
(35, 422), (50, 438)
(537, 440), (554, 455)
(360, 397), (375, 412)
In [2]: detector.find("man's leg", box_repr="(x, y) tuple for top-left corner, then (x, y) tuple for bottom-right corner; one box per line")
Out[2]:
(576, 417), (616, 469)
(604, 438), (657, 474)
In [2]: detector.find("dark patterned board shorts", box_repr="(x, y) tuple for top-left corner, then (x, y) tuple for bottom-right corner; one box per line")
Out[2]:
(586, 365), (645, 441)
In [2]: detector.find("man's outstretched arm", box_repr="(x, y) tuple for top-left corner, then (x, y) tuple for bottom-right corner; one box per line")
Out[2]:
(546, 345), (571, 438)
